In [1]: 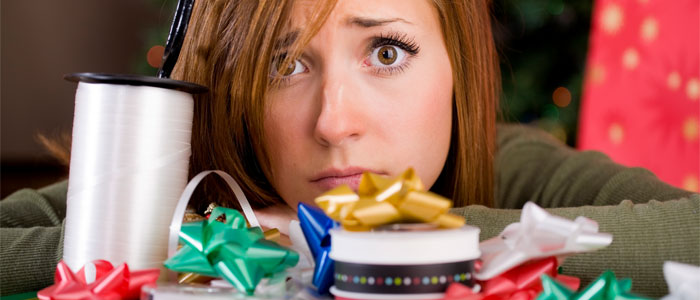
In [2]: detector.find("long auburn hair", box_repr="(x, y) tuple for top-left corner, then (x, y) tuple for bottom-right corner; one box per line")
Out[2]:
(172, 0), (499, 212)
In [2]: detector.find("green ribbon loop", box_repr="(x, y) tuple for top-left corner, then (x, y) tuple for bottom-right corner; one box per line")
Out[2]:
(165, 207), (299, 295)
(537, 270), (652, 300)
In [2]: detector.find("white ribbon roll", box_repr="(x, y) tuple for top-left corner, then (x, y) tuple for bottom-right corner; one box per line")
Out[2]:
(63, 81), (195, 271)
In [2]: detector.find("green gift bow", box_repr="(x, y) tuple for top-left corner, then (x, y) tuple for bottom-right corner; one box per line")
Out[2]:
(164, 207), (299, 295)
(537, 270), (652, 300)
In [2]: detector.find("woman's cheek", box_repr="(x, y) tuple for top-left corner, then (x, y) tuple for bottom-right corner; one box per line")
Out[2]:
(263, 99), (298, 186)
(398, 58), (453, 188)
(263, 87), (321, 206)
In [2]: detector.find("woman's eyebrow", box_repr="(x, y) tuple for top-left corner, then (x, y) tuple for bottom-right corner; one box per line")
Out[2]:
(346, 16), (414, 27)
(275, 30), (299, 50)
(274, 16), (413, 50)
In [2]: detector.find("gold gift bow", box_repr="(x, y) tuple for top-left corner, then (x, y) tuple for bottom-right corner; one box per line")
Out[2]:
(315, 168), (465, 231)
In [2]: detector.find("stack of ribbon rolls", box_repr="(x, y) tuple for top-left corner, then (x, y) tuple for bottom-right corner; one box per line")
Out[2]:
(314, 168), (480, 300)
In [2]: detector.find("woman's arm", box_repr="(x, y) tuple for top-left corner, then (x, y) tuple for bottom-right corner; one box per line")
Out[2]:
(459, 124), (699, 297)
(451, 197), (700, 298)
(495, 124), (693, 209)
(0, 181), (67, 296)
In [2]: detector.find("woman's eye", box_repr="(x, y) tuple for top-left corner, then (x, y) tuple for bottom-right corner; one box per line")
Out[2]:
(272, 58), (306, 77)
(369, 45), (406, 67)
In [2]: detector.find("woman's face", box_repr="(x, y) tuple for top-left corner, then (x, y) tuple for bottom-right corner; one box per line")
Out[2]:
(263, 0), (453, 208)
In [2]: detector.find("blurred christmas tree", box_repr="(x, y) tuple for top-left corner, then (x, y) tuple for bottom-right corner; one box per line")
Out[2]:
(492, 0), (593, 146)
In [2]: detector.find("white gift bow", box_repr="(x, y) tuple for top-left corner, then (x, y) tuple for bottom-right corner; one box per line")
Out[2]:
(286, 220), (317, 285)
(475, 202), (613, 280)
(661, 261), (700, 300)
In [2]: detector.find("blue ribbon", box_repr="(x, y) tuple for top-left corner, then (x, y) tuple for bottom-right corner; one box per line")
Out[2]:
(298, 203), (339, 294)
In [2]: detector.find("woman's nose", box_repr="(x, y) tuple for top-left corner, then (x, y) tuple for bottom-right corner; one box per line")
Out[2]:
(313, 72), (365, 147)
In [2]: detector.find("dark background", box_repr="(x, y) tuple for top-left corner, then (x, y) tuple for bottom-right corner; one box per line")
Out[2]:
(0, 0), (592, 197)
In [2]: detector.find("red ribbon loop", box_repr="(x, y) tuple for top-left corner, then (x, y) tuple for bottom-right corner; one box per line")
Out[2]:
(38, 260), (160, 300)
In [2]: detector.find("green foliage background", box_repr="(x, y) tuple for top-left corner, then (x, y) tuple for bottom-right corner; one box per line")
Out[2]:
(493, 0), (593, 146)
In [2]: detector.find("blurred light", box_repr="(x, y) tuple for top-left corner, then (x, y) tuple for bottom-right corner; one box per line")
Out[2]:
(588, 64), (606, 84)
(552, 87), (572, 108)
(548, 0), (565, 15)
(687, 78), (699, 100)
(640, 17), (659, 43)
(147, 45), (165, 68)
(667, 71), (681, 90)
(683, 175), (699, 192)
(608, 123), (624, 145)
(536, 119), (567, 144)
(684, 117), (698, 142)
(550, 126), (567, 143)
(622, 48), (640, 70)
(542, 104), (560, 120)
(600, 3), (624, 34)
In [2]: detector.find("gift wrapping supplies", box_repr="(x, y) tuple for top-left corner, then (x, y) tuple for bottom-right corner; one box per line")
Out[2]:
(155, 168), (692, 299)
(303, 168), (629, 300)
(164, 206), (299, 295)
(38, 260), (159, 300)
(308, 168), (480, 299)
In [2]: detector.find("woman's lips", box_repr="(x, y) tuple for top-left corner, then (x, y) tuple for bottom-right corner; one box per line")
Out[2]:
(310, 167), (383, 191)
(311, 173), (363, 191)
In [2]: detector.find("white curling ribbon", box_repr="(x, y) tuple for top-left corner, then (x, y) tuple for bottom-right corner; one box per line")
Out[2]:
(209, 275), (319, 299)
(286, 220), (316, 285)
(63, 82), (195, 272)
(475, 202), (613, 280)
(661, 261), (700, 300)
(167, 170), (259, 263)
(210, 277), (287, 296)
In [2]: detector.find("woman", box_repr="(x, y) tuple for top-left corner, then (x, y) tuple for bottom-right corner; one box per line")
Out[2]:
(1, 0), (697, 297)
(176, 0), (497, 228)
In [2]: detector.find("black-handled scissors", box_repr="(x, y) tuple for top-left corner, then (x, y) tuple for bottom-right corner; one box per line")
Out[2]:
(157, 0), (195, 79)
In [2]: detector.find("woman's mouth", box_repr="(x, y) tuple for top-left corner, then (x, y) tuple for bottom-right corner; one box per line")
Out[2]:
(310, 167), (383, 191)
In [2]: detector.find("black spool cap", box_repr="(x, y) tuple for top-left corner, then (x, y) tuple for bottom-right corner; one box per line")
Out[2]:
(65, 73), (208, 95)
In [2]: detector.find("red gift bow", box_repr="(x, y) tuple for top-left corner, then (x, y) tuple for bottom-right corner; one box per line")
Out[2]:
(38, 260), (160, 300)
(443, 257), (580, 300)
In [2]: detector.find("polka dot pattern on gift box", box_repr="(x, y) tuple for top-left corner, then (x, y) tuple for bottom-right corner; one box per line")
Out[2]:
(334, 272), (472, 287)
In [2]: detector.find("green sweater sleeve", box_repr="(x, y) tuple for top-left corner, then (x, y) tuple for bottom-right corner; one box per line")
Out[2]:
(0, 181), (67, 296)
(450, 124), (700, 297)
(494, 124), (693, 208)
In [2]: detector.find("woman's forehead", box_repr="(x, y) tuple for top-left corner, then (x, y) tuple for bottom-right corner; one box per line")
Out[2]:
(288, 0), (437, 31)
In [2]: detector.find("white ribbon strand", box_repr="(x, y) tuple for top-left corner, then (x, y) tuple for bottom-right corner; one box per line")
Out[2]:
(167, 170), (259, 260)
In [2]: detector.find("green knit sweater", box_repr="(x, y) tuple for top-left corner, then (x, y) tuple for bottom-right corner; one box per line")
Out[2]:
(1, 124), (698, 297)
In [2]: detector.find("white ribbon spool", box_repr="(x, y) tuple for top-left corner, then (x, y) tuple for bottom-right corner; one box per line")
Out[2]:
(63, 75), (203, 272)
